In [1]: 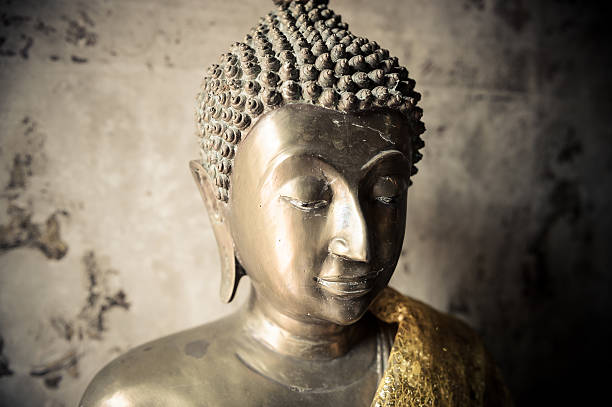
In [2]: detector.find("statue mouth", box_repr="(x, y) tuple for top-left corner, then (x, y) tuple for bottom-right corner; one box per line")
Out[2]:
(314, 269), (382, 298)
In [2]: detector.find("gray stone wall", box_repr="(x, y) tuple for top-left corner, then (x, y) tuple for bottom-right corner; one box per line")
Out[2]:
(1, 0), (610, 406)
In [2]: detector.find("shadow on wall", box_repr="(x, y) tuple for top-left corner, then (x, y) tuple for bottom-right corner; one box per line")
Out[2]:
(448, 124), (612, 405)
(443, 2), (612, 405)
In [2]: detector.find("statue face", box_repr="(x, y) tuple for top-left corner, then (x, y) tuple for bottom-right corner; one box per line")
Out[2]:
(230, 104), (412, 326)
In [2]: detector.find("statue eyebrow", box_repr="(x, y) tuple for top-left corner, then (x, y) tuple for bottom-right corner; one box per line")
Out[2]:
(258, 150), (330, 195)
(360, 150), (408, 172)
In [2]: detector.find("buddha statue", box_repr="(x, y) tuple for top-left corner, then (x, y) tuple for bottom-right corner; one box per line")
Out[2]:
(80, 1), (512, 406)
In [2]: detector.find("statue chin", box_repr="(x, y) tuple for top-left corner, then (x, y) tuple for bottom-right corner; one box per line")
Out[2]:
(79, 1), (511, 406)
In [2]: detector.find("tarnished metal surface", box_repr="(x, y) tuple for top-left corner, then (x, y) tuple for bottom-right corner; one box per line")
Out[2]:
(80, 103), (509, 406)
(81, 101), (414, 406)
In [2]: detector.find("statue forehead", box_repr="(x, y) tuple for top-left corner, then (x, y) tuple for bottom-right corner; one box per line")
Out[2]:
(234, 104), (411, 180)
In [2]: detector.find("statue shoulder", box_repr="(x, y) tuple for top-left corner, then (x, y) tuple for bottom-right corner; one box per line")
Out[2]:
(371, 286), (481, 342)
(371, 287), (513, 406)
(80, 316), (240, 407)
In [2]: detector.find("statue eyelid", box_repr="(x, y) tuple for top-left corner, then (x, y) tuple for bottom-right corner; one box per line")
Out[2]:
(281, 196), (330, 211)
(374, 194), (400, 205)
(278, 176), (332, 212)
(371, 176), (407, 205)
(360, 152), (411, 201)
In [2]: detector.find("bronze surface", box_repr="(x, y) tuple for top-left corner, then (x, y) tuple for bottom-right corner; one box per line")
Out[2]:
(80, 104), (413, 407)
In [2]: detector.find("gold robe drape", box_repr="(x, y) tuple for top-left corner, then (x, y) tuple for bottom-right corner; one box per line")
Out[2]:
(370, 288), (513, 407)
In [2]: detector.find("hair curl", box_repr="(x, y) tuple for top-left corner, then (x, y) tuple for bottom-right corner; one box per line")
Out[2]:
(196, 0), (425, 202)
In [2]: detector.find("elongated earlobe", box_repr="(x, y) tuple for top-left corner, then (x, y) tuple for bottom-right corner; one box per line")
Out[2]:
(189, 160), (244, 303)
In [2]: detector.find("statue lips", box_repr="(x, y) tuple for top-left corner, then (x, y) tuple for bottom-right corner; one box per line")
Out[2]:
(315, 268), (382, 299)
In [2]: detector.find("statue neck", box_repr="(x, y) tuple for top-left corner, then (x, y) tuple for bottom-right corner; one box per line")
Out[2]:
(243, 286), (365, 360)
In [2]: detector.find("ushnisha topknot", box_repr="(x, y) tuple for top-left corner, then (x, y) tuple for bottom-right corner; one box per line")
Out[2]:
(196, 0), (425, 202)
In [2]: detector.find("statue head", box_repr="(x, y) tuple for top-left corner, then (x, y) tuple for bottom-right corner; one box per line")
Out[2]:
(190, 0), (424, 325)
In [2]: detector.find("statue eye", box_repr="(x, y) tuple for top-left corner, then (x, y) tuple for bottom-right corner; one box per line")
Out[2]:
(279, 176), (331, 212)
(282, 196), (329, 211)
(371, 176), (404, 205)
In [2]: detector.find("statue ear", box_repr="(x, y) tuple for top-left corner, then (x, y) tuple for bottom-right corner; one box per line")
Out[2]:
(189, 160), (244, 303)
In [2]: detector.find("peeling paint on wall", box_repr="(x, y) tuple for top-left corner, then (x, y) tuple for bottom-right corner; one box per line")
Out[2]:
(0, 6), (100, 63)
(30, 351), (80, 390)
(50, 251), (130, 342)
(0, 205), (69, 260)
(19, 249), (131, 392)
(0, 114), (68, 259)
(0, 89), (130, 402)
(7, 153), (32, 190)
(63, 15), (97, 47)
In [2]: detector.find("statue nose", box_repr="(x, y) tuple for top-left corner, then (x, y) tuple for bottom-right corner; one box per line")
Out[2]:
(328, 197), (370, 263)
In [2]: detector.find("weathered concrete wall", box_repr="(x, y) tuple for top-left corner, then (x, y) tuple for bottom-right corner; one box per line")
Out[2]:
(0, 0), (610, 406)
